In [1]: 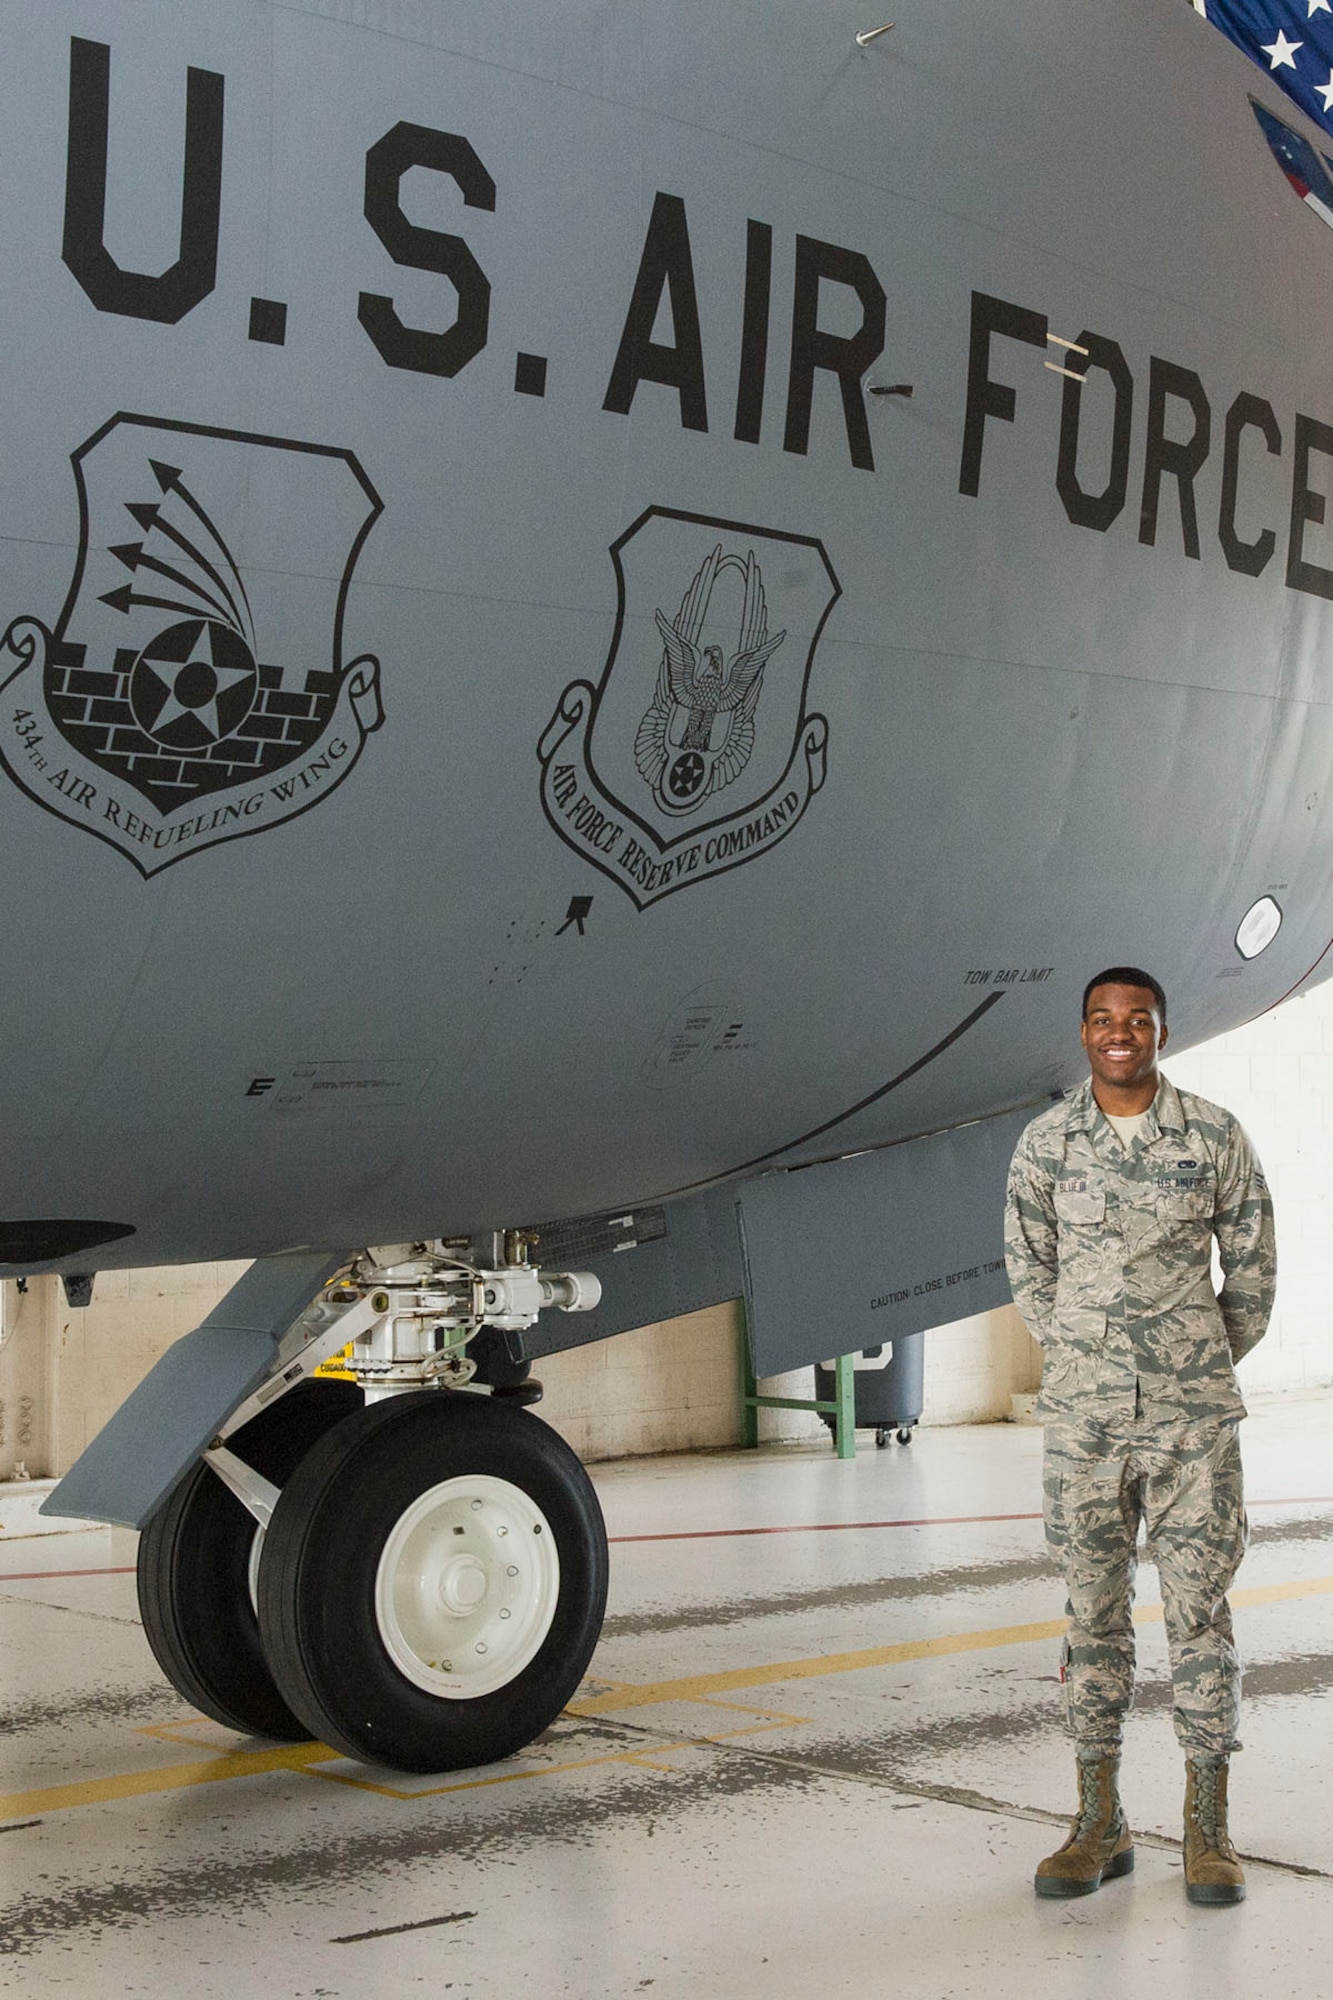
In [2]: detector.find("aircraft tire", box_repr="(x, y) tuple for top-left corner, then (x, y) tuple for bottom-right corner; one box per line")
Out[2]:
(255, 1389), (609, 1772)
(136, 1377), (364, 1739)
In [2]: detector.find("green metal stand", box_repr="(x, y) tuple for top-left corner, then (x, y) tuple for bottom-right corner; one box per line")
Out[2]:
(738, 1302), (858, 1459)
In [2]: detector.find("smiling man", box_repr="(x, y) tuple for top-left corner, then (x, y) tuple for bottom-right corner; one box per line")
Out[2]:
(1005, 967), (1275, 1907)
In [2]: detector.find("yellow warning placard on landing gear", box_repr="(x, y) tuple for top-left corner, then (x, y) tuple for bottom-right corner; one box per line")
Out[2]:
(315, 1343), (356, 1381)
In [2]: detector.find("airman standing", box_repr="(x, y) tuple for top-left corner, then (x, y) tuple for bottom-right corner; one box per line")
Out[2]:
(1005, 966), (1275, 1905)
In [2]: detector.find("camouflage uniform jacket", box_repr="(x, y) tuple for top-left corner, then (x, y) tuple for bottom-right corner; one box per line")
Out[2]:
(1005, 1075), (1275, 1426)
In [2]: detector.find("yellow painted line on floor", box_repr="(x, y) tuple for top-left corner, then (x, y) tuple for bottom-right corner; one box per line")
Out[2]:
(1230, 1574), (1333, 1610)
(0, 1707), (808, 1816)
(675, 1695), (811, 1726)
(309, 1746), (675, 1800)
(6, 1575), (1330, 1819)
(137, 1721), (237, 1752)
(309, 1709), (811, 1799)
(569, 1572), (1333, 1716)
(567, 1618), (1070, 1714)
(0, 1740), (330, 1820)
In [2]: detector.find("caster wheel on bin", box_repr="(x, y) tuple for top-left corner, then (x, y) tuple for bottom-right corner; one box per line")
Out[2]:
(897, 1427), (914, 1445)
(257, 1389), (610, 1772)
(137, 1377), (364, 1738)
(875, 1428), (888, 1449)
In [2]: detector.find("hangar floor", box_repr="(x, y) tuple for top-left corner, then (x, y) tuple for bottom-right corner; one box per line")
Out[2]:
(3, 1398), (1333, 1996)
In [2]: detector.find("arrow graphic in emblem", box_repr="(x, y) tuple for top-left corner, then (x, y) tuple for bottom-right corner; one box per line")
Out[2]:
(115, 501), (252, 636)
(98, 462), (255, 646)
(107, 541), (242, 633)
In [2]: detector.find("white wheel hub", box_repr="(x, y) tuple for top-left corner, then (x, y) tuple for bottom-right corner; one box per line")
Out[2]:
(374, 1473), (561, 1699)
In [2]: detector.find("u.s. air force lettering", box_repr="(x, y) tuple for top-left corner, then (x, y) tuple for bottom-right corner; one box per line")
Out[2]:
(0, 415), (383, 875)
(538, 508), (837, 908)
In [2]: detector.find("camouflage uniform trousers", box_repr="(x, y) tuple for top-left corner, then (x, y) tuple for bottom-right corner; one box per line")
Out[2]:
(1042, 1411), (1247, 1757)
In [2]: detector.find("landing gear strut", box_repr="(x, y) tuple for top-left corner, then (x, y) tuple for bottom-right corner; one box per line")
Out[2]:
(135, 1236), (605, 1771)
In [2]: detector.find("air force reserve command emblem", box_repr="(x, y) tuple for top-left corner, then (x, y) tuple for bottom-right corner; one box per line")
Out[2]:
(538, 508), (838, 908)
(0, 415), (383, 875)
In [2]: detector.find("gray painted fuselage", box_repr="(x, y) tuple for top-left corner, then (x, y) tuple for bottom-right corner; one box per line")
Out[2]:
(1, 0), (1326, 1273)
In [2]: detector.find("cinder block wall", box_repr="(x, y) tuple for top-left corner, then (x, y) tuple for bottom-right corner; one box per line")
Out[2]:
(3, 979), (1327, 1480)
(532, 1303), (747, 1460)
(0, 1262), (248, 1482)
(918, 1304), (1041, 1426)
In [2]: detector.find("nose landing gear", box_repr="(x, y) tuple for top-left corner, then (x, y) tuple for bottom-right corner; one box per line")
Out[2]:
(134, 1238), (606, 1771)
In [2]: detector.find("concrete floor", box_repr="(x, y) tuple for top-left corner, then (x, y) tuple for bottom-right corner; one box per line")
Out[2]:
(3, 1399), (1333, 1996)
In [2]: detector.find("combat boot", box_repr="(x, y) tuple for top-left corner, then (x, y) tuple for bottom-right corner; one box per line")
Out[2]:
(1183, 1756), (1246, 1905)
(1034, 1751), (1134, 1897)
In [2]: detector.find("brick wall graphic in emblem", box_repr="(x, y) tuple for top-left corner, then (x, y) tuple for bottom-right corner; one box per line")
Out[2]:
(0, 415), (383, 874)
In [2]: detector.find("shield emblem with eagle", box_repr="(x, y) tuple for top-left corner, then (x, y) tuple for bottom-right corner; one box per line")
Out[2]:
(635, 545), (786, 818)
(538, 508), (838, 909)
(0, 414), (384, 875)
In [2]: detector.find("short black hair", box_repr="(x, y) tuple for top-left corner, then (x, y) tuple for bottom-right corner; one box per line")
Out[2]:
(1082, 966), (1166, 1021)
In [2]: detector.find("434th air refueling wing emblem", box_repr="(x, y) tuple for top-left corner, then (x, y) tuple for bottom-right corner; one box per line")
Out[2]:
(0, 414), (384, 875)
(538, 507), (838, 908)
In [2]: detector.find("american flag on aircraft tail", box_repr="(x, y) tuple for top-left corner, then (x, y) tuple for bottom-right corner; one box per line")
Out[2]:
(1199, 0), (1333, 134)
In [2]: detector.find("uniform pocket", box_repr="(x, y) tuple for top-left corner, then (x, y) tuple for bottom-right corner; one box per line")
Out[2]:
(1054, 1190), (1106, 1226)
(1155, 1190), (1213, 1222)
(1049, 1308), (1108, 1349)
